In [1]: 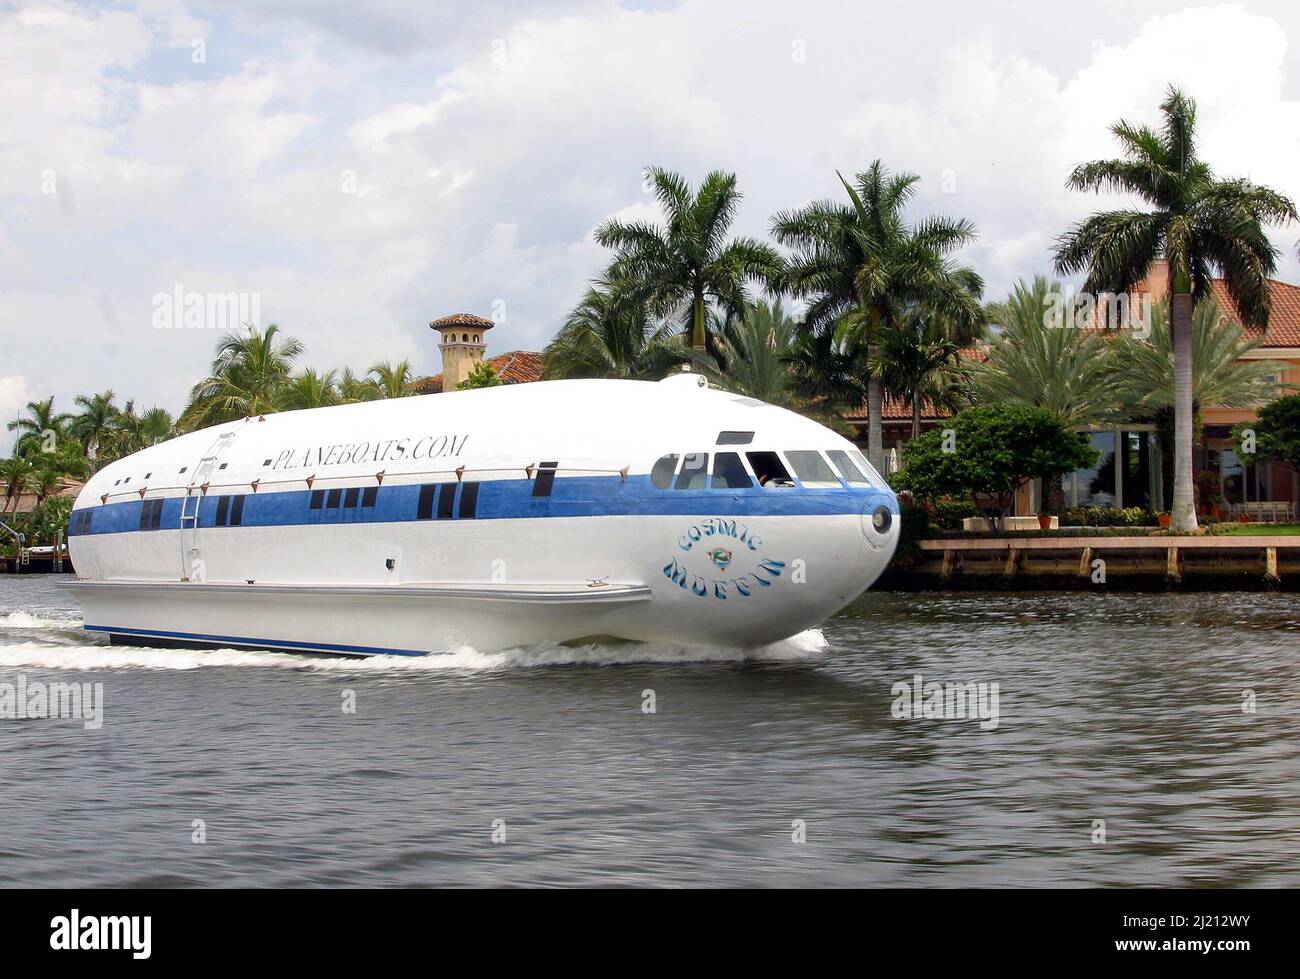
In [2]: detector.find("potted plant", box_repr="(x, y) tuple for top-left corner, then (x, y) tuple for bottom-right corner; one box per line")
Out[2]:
(1037, 510), (1053, 530)
(1157, 512), (1173, 528)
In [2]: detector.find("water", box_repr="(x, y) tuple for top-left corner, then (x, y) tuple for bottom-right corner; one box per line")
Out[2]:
(2, 574), (1298, 887)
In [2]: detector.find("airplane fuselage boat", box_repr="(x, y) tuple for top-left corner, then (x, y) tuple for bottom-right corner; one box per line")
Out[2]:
(65, 373), (899, 656)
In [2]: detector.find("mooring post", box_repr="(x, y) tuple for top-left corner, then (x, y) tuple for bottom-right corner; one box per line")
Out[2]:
(941, 549), (956, 581)
(1166, 545), (1181, 582)
(1264, 546), (1280, 584)
(1004, 548), (1019, 577)
(1078, 546), (1092, 578)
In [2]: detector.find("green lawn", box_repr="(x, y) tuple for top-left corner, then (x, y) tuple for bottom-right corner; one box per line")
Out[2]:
(1214, 523), (1300, 536)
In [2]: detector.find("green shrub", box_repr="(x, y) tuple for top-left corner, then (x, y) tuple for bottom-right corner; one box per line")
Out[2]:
(931, 500), (981, 530)
(1061, 505), (1156, 527)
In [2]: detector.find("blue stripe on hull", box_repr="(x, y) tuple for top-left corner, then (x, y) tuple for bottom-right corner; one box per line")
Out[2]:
(85, 624), (426, 657)
(70, 473), (897, 537)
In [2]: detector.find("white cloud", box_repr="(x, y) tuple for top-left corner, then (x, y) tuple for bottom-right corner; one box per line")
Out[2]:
(2, 0), (1299, 422)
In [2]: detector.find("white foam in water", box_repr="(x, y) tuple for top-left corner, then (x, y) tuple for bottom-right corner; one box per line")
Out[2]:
(0, 611), (82, 630)
(0, 628), (829, 672)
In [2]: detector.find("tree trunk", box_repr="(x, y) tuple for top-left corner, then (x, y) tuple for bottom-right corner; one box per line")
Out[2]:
(1170, 290), (1198, 532)
(866, 307), (885, 474)
(911, 393), (921, 441)
(691, 294), (706, 351)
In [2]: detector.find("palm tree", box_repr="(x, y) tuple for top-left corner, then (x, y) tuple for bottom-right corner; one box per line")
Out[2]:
(280, 369), (341, 411)
(182, 323), (304, 429)
(785, 328), (868, 430)
(773, 162), (984, 472)
(543, 277), (685, 380)
(69, 390), (119, 462)
(693, 299), (799, 406)
(1054, 85), (1297, 530)
(968, 277), (1130, 426)
(1114, 298), (1291, 419)
(595, 166), (782, 351)
(873, 309), (970, 440)
(1, 457), (33, 514)
(367, 360), (418, 399)
(30, 468), (65, 507)
(338, 368), (381, 404)
(6, 397), (69, 456)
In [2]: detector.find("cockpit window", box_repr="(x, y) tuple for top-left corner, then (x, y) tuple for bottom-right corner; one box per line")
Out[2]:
(825, 449), (870, 485)
(651, 453), (680, 489)
(747, 451), (794, 488)
(674, 453), (710, 490)
(850, 450), (889, 489)
(784, 450), (840, 488)
(711, 452), (753, 489)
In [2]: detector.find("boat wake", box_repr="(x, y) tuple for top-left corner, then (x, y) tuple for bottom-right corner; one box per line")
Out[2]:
(0, 614), (829, 672)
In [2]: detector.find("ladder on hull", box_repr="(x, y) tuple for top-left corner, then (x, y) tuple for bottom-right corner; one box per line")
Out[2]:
(180, 429), (239, 581)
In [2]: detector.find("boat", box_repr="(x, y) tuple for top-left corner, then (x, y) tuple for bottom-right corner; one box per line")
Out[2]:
(64, 372), (899, 656)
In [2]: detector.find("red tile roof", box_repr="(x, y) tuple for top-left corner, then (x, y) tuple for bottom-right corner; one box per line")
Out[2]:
(1209, 279), (1300, 347)
(430, 313), (495, 331)
(414, 350), (544, 394)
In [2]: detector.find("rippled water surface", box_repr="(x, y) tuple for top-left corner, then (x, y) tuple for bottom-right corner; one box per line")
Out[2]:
(2, 574), (1298, 887)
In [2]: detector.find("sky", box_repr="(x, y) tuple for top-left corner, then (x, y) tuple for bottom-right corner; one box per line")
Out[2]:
(3, 0), (1300, 444)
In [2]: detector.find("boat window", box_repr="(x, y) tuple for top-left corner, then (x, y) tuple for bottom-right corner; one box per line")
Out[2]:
(785, 450), (840, 487)
(438, 483), (457, 518)
(327, 488), (343, 509)
(138, 499), (163, 531)
(711, 452), (753, 489)
(417, 485), (436, 520)
(850, 450), (889, 489)
(310, 489), (325, 510)
(459, 482), (479, 518)
(344, 487), (360, 509)
(716, 431), (754, 445)
(674, 453), (709, 490)
(215, 495), (230, 526)
(72, 510), (94, 535)
(747, 451), (794, 488)
(532, 461), (558, 498)
(651, 454), (680, 489)
(230, 495), (245, 526)
(825, 449), (870, 485)
(361, 486), (378, 508)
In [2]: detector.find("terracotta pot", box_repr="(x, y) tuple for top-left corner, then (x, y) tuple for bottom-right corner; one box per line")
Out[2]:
(1037, 514), (1052, 530)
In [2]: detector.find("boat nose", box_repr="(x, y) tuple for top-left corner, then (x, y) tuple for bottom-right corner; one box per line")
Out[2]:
(860, 489), (900, 553)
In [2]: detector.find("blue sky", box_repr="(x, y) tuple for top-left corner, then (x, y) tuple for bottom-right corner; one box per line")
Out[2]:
(3, 0), (1300, 442)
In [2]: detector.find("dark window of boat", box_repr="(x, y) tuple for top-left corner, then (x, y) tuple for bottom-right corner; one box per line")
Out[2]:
(231, 495), (245, 526)
(675, 453), (709, 490)
(459, 482), (479, 518)
(747, 451), (794, 488)
(362, 486), (378, 508)
(716, 431), (754, 445)
(711, 452), (753, 489)
(344, 487), (360, 509)
(310, 489), (325, 510)
(144, 499), (164, 530)
(651, 454), (679, 489)
(327, 488), (343, 509)
(825, 449), (869, 485)
(215, 495), (230, 526)
(437, 483), (456, 519)
(417, 484), (436, 520)
(532, 461), (558, 498)
(785, 450), (840, 487)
